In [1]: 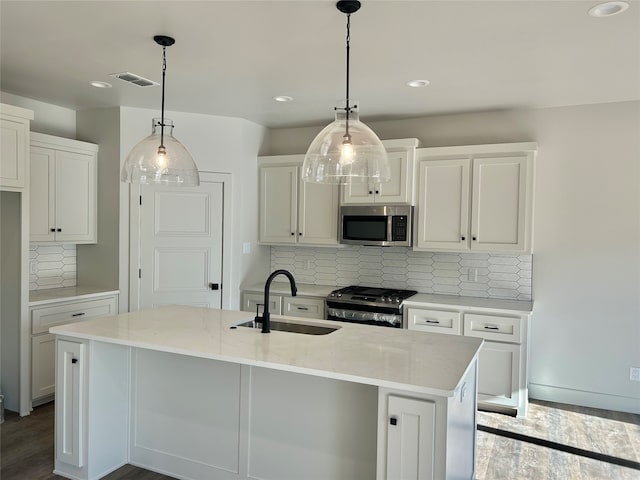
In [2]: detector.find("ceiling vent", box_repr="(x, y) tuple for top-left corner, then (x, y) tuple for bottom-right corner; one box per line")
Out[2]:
(109, 72), (159, 88)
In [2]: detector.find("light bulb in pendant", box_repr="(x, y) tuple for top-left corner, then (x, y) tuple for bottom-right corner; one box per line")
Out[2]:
(156, 145), (167, 168)
(340, 140), (354, 165)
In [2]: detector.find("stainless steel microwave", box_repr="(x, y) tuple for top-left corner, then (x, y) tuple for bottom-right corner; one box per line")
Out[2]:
(340, 205), (413, 247)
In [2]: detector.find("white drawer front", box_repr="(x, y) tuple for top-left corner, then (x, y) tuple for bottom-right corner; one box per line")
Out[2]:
(242, 292), (281, 316)
(31, 296), (117, 334)
(463, 313), (523, 343)
(282, 296), (325, 319)
(407, 308), (462, 335)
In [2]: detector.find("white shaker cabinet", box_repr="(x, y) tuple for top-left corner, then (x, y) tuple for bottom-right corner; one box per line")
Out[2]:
(406, 302), (530, 417)
(31, 293), (118, 404)
(341, 138), (421, 205)
(415, 142), (536, 253)
(30, 133), (98, 243)
(0, 103), (33, 190)
(259, 155), (339, 246)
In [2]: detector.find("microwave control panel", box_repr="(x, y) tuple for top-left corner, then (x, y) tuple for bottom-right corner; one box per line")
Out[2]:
(391, 216), (408, 241)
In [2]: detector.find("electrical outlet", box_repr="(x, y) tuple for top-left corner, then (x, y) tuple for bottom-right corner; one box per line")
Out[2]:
(467, 268), (478, 282)
(242, 242), (251, 254)
(630, 367), (640, 382)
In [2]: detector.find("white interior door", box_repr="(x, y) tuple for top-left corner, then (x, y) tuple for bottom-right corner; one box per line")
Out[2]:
(137, 179), (224, 309)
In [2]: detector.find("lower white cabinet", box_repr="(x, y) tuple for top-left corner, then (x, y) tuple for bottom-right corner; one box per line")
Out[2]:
(386, 395), (435, 480)
(407, 303), (530, 416)
(30, 293), (118, 403)
(56, 339), (85, 468)
(242, 290), (325, 320)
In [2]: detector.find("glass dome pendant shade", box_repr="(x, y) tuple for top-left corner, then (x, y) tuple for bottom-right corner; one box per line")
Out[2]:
(121, 35), (199, 186)
(302, 0), (389, 185)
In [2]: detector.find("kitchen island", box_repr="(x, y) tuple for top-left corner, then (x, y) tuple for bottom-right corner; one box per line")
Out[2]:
(50, 305), (483, 480)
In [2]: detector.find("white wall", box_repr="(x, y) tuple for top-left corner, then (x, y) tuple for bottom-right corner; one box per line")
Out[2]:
(267, 101), (640, 413)
(0, 91), (76, 138)
(119, 107), (271, 311)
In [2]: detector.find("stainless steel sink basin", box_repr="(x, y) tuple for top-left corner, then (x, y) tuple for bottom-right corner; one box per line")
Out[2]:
(232, 319), (339, 335)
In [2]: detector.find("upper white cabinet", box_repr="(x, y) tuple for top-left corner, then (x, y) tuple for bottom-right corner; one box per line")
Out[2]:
(415, 142), (536, 253)
(0, 103), (33, 190)
(341, 138), (421, 205)
(30, 133), (98, 243)
(259, 155), (339, 246)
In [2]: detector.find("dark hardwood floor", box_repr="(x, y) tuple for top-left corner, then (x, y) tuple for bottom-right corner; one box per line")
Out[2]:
(2, 400), (639, 479)
(0, 403), (173, 480)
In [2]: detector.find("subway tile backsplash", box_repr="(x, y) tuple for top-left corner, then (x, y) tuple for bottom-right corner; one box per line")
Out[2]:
(271, 246), (532, 301)
(29, 244), (76, 290)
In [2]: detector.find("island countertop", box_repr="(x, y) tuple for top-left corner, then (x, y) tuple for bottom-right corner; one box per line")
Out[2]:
(50, 305), (482, 397)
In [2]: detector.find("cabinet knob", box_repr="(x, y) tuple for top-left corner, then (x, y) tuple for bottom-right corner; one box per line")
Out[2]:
(298, 232), (302, 236)
(291, 232), (295, 236)
(50, 228), (56, 232)
(368, 191), (373, 195)
(461, 236), (466, 241)
(472, 236), (477, 241)
(56, 228), (62, 232)
(375, 190), (379, 194)
(71, 358), (78, 364)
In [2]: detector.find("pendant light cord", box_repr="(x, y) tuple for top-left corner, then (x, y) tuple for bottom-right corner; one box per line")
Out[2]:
(344, 12), (352, 142)
(160, 45), (167, 150)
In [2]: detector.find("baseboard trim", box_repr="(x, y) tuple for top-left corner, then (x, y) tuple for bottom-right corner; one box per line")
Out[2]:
(529, 383), (640, 414)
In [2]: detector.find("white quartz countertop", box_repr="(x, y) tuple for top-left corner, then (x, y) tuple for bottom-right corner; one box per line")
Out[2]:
(29, 286), (120, 306)
(242, 281), (336, 297)
(50, 305), (482, 397)
(243, 282), (533, 312)
(404, 293), (533, 313)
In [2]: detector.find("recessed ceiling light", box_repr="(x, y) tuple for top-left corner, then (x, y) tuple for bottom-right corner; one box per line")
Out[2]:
(588, 1), (629, 17)
(273, 95), (293, 102)
(90, 81), (112, 88)
(407, 79), (430, 88)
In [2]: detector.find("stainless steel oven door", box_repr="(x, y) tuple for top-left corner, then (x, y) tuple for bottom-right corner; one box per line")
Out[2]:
(326, 307), (403, 328)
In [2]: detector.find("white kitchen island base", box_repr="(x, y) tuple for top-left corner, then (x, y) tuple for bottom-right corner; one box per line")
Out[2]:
(51, 306), (481, 480)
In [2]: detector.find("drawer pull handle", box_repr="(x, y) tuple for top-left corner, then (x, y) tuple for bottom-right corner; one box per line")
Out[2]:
(296, 306), (309, 311)
(484, 325), (499, 330)
(426, 319), (440, 324)
(71, 312), (86, 317)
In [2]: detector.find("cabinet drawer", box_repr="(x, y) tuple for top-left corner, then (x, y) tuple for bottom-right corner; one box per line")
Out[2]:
(463, 313), (523, 343)
(31, 296), (117, 334)
(282, 296), (325, 319)
(407, 307), (461, 335)
(242, 292), (282, 316)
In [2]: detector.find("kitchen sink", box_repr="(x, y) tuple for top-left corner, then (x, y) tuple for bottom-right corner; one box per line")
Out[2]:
(232, 319), (339, 335)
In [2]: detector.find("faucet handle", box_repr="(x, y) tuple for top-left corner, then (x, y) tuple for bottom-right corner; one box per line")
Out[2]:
(255, 303), (265, 323)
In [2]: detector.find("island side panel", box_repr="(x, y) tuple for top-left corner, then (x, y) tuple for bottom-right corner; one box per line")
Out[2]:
(129, 348), (243, 480)
(54, 338), (130, 480)
(247, 366), (378, 480)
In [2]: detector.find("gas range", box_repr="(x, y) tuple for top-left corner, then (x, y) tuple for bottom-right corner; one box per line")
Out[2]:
(327, 285), (418, 308)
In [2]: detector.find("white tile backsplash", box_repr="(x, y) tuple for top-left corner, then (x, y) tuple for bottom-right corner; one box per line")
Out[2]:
(271, 246), (532, 301)
(29, 244), (76, 290)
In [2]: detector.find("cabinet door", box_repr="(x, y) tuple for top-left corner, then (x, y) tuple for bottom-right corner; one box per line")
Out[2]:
(471, 156), (528, 252)
(282, 295), (325, 319)
(56, 339), (85, 468)
(0, 117), (27, 188)
(386, 395), (435, 480)
(32, 333), (55, 400)
(341, 180), (373, 204)
(416, 158), (470, 250)
(242, 292), (282, 315)
(54, 150), (96, 243)
(30, 147), (56, 242)
(259, 166), (298, 244)
(477, 341), (520, 409)
(298, 181), (339, 245)
(377, 151), (411, 203)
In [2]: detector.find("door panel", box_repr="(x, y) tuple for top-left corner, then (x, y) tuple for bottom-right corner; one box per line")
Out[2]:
(139, 181), (223, 309)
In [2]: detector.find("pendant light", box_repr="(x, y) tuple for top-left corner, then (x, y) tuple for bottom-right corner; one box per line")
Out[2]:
(121, 35), (200, 186)
(302, 0), (389, 185)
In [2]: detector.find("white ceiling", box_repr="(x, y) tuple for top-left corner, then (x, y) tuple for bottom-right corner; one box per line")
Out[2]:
(1, 1), (639, 128)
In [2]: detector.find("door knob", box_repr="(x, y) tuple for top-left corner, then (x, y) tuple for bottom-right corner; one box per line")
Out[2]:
(209, 283), (219, 290)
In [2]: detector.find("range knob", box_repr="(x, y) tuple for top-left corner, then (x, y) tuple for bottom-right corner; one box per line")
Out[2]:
(394, 297), (401, 304)
(337, 293), (342, 297)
